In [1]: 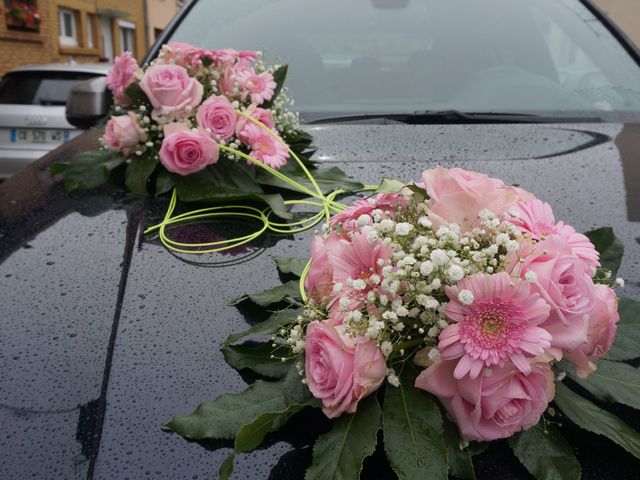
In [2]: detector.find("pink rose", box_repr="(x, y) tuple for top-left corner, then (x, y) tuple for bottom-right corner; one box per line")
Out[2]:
(304, 233), (342, 305)
(159, 123), (219, 176)
(510, 235), (593, 356)
(235, 104), (275, 144)
(305, 321), (386, 418)
(139, 64), (203, 123)
(105, 51), (140, 106)
(416, 358), (554, 441)
(421, 167), (519, 232)
(196, 96), (237, 141)
(564, 284), (619, 377)
(102, 112), (148, 156)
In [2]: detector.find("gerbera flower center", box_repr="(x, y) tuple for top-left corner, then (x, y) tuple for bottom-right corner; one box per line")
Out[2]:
(460, 301), (524, 361)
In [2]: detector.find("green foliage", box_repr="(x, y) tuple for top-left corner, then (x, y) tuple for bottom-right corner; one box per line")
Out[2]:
(125, 151), (158, 195)
(382, 372), (448, 480)
(256, 162), (363, 195)
(567, 359), (640, 410)
(305, 395), (381, 480)
(606, 297), (640, 361)
(508, 422), (581, 480)
(58, 150), (125, 192)
(223, 309), (301, 346)
(218, 453), (235, 480)
(229, 280), (301, 307)
(273, 256), (308, 277)
(376, 178), (406, 193)
(262, 64), (288, 109)
(155, 170), (175, 196)
(555, 383), (640, 459)
(584, 227), (624, 281)
(222, 342), (292, 379)
(164, 377), (290, 440)
(443, 419), (475, 480)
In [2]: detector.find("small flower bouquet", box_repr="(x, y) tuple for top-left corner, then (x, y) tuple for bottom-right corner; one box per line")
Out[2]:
(5, 1), (40, 30)
(52, 44), (358, 218)
(167, 168), (640, 479)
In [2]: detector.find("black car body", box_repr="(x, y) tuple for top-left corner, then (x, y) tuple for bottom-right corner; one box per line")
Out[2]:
(2, 0), (640, 478)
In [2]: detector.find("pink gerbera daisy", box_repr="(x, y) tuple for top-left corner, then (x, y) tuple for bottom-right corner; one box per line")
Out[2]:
(505, 199), (600, 268)
(440, 272), (552, 379)
(237, 70), (276, 105)
(243, 124), (289, 169)
(327, 232), (393, 302)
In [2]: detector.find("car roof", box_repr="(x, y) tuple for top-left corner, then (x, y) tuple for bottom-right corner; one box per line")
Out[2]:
(6, 62), (112, 75)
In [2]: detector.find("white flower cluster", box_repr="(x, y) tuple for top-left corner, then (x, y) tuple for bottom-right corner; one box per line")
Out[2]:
(289, 192), (522, 385)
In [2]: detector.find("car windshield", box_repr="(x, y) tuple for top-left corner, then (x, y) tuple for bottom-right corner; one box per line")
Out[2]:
(168, 0), (640, 120)
(0, 71), (99, 106)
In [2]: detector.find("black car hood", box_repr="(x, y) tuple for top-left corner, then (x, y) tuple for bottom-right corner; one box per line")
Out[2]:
(1, 123), (639, 479)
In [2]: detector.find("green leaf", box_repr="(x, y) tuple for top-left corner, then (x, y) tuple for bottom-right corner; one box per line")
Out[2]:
(222, 342), (292, 379)
(174, 157), (262, 201)
(165, 377), (289, 440)
(508, 422), (581, 480)
(376, 178), (406, 193)
(274, 256), (308, 277)
(555, 382), (640, 459)
(155, 170), (175, 196)
(584, 227), (624, 280)
(62, 150), (125, 191)
(124, 82), (149, 107)
(567, 359), (640, 410)
(606, 297), (640, 361)
(382, 372), (448, 480)
(125, 152), (158, 195)
(443, 419), (475, 480)
(305, 395), (381, 480)
(229, 280), (301, 307)
(49, 162), (69, 175)
(406, 184), (429, 202)
(260, 193), (291, 219)
(256, 163), (363, 195)
(218, 453), (235, 480)
(234, 366), (317, 453)
(223, 309), (302, 346)
(235, 405), (303, 453)
(263, 64), (288, 108)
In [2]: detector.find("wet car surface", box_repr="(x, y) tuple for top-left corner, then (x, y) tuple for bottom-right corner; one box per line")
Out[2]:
(1, 121), (640, 479)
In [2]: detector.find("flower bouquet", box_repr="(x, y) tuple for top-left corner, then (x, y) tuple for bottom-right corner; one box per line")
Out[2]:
(51, 43), (360, 234)
(5, 1), (40, 30)
(167, 168), (640, 479)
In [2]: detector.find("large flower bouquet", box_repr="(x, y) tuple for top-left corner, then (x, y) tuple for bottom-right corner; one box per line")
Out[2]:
(167, 168), (640, 479)
(52, 44), (358, 222)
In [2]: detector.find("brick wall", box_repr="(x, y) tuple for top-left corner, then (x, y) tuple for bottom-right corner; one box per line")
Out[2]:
(0, 0), (53, 75)
(0, 0), (146, 76)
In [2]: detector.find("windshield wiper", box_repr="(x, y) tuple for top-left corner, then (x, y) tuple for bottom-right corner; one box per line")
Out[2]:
(306, 110), (603, 125)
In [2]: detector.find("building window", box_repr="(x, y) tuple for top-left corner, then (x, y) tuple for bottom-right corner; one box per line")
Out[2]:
(86, 13), (95, 48)
(118, 20), (135, 55)
(59, 8), (78, 46)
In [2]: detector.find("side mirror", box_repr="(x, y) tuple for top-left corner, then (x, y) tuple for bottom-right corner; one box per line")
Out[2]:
(66, 77), (111, 129)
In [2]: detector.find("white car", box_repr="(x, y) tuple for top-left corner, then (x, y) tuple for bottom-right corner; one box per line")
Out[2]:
(0, 62), (111, 178)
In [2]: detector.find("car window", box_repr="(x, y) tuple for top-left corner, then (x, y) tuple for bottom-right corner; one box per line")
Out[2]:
(168, 0), (640, 118)
(0, 71), (99, 106)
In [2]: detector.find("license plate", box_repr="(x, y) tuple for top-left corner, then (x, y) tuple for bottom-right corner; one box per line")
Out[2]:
(10, 128), (70, 144)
